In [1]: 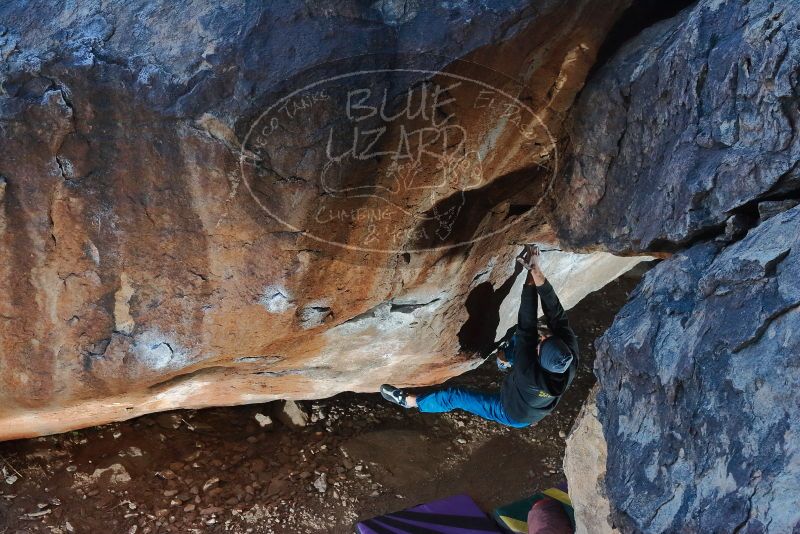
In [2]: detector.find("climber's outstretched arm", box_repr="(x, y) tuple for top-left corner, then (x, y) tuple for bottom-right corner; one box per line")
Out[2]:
(517, 244), (578, 357)
(509, 245), (541, 370)
(537, 279), (579, 358)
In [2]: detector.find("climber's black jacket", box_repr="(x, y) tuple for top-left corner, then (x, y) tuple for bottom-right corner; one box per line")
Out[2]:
(501, 280), (579, 424)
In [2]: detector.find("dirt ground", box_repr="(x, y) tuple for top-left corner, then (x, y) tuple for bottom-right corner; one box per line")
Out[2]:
(0, 269), (646, 534)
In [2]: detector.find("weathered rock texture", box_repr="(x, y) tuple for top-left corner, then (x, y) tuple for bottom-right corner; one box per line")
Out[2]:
(0, 0), (640, 439)
(563, 386), (618, 534)
(553, 0), (800, 253)
(559, 0), (800, 531)
(596, 206), (799, 532)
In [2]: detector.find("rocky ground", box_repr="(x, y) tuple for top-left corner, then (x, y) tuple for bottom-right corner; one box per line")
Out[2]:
(0, 268), (646, 534)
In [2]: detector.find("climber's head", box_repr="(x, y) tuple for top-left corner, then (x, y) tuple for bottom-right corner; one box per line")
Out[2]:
(538, 336), (573, 374)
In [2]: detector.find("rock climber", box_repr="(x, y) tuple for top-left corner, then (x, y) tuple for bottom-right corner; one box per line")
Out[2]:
(380, 244), (578, 428)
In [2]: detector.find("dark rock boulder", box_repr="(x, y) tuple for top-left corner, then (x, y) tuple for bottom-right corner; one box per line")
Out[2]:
(595, 205), (800, 532)
(553, 0), (800, 253)
(556, 1), (800, 531)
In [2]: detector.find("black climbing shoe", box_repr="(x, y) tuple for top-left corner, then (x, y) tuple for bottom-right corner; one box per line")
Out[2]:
(380, 384), (410, 408)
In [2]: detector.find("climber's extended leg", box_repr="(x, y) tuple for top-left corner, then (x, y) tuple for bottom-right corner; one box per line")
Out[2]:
(417, 387), (529, 427)
(381, 384), (529, 428)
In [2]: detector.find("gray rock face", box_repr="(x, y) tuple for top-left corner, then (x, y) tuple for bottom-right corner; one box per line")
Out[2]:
(759, 199), (800, 223)
(0, 0), (622, 127)
(595, 205), (800, 533)
(559, 1), (800, 530)
(553, 0), (800, 253)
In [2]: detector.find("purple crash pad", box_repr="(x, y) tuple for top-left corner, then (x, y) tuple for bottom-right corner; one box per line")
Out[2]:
(356, 494), (502, 533)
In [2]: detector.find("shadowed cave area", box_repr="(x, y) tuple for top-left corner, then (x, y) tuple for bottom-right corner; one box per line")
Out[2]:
(457, 262), (522, 353)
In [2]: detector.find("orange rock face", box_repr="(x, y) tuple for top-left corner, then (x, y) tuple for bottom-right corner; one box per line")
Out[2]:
(0, 0), (632, 439)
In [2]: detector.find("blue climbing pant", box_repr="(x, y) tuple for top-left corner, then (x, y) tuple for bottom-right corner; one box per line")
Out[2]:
(416, 387), (530, 428)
